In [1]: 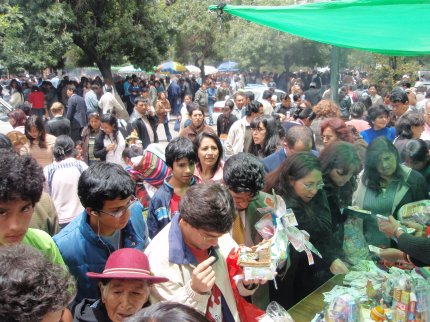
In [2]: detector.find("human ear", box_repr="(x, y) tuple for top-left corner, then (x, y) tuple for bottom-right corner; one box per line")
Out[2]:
(99, 283), (106, 303)
(87, 208), (98, 217)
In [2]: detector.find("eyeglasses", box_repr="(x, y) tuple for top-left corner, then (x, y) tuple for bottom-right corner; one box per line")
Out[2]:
(94, 196), (137, 218)
(301, 182), (324, 192)
(198, 231), (221, 242)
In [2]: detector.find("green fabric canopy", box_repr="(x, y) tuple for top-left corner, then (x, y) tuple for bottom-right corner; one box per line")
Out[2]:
(209, 0), (430, 56)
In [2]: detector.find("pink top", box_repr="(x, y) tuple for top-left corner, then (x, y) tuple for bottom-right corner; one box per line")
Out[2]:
(346, 119), (371, 133)
(194, 161), (224, 184)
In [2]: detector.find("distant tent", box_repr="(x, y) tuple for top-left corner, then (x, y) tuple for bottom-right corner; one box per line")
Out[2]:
(217, 61), (239, 72)
(209, 1), (430, 56)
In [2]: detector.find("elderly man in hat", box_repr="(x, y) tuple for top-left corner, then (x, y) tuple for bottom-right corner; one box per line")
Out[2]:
(74, 248), (168, 322)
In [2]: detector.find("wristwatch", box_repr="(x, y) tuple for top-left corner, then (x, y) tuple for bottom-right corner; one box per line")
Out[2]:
(395, 226), (406, 239)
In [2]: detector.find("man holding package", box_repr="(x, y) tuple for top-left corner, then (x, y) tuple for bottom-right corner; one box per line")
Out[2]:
(145, 183), (266, 321)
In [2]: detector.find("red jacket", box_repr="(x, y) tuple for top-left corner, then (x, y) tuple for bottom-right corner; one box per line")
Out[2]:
(28, 91), (45, 109)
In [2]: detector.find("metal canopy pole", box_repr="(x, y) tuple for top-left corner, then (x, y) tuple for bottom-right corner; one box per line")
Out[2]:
(330, 46), (340, 102)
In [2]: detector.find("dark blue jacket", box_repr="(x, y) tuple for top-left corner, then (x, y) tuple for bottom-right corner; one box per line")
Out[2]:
(53, 203), (149, 304)
(262, 148), (319, 174)
(262, 148), (286, 173)
(147, 176), (196, 238)
(66, 94), (87, 129)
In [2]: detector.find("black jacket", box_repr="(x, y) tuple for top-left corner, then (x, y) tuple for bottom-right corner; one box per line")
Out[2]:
(126, 111), (158, 149)
(93, 128), (128, 161)
(47, 116), (71, 137)
(73, 299), (111, 322)
(270, 190), (333, 309)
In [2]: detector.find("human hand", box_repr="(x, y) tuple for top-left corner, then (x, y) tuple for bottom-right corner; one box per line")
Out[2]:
(330, 258), (349, 275)
(378, 248), (404, 263)
(243, 277), (268, 289)
(377, 216), (399, 238)
(191, 256), (216, 294)
(403, 221), (425, 236)
(106, 143), (116, 152)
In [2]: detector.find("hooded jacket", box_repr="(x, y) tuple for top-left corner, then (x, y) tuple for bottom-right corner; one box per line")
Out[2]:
(53, 203), (150, 305)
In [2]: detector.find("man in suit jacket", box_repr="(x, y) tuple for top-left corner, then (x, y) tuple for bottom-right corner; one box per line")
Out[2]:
(66, 85), (87, 142)
(46, 102), (71, 137)
(262, 125), (315, 173)
(127, 97), (159, 149)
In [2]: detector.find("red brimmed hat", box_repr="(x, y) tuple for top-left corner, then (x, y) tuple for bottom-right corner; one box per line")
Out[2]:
(87, 248), (168, 283)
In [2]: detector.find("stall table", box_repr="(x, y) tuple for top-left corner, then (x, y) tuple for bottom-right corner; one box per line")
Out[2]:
(288, 274), (345, 321)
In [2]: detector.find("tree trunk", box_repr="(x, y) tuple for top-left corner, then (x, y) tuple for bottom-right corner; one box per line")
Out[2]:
(96, 60), (113, 84)
(199, 59), (205, 82)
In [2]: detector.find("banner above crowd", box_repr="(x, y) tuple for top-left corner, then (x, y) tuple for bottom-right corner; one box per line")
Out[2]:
(209, 0), (430, 56)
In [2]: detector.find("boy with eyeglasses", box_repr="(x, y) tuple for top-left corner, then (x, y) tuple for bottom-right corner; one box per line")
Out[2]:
(53, 162), (150, 305)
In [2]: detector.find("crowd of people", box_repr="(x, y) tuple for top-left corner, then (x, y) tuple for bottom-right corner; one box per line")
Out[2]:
(0, 69), (429, 322)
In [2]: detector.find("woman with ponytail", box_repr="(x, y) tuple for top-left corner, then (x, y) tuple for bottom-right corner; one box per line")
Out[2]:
(43, 135), (88, 228)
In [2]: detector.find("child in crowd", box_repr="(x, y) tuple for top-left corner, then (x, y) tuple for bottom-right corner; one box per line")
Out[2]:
(74, 140), (84, 161)
(147, 137), (198, 238)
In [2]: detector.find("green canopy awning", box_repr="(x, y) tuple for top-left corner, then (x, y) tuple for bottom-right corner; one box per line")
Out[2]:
(209, 0), (430, 56)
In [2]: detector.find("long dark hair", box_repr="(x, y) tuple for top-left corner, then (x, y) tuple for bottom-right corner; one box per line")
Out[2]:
(25, 115), (47, 148)
(193, 131), (223, 175)
(53, 135), (75, 162)
(264, 152), (322, 219)
(362, 136), (403, 193)
(250, 115), (283, 158)
(319, 141), (361, 206)
(100, 114), (119, 142)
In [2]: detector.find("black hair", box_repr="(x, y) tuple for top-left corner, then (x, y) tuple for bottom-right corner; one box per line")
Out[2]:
(0, 134), (12, 150)
(25, 115), (47, 148)
(0, 244), (75, 322)
(128, 302), (210, 322)
(224, 99), (235, 110)
(293, 107), (316, 121)
(180, 183), (236, 234)
(264, 152), (323, 220)
(15, 102), (32, 116)
(67, 84), (77, 93)
(250, 115), (283, 158)
(395, 112), (425, 140)
(0, 151), (44, 205)
(53, 135), (75, 162)
(223, 152), (264, 196)
(77, 162), (135, 209)
(135, 97), (150, 105)
(350, 102), (366, 119)
(188, 103), (205, 117)
(366, 104), (390, 126)
(165, 137), (197, 168)
(358, 95), (372, 110)
(362, 136), (403, 193)
(245, 100), (261, 117)
(100, 113), (119, 141)
(244, 91), (255, 101)
(319, 142), (361, 206)
(122, 146), (143, 160)
(262, 90), (272, 100)
(193, 131), (223, 176)
(390, 90), (408, 104)
(402, 139), (429, 164)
